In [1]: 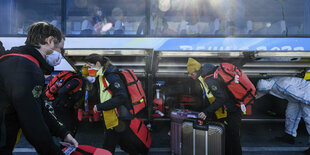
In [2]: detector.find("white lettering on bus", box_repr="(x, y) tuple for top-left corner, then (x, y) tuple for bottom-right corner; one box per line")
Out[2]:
(180, 46), (193, 50)
(180, 45), (305, 51)
(281, 46), (292, 51)
(294, 47), (304, 51)
(270, 47), (281, 51)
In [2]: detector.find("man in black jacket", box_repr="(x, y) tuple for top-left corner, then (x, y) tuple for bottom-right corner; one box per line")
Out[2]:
(0, 22), (78, 155)
(187, 58), (242, 155)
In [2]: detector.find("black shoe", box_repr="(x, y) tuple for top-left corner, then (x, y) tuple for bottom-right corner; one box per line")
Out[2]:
(304, 147), (310, 155)
(275, 133), (295, 144)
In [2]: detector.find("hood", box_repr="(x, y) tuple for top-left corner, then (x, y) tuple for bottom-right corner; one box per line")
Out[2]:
(9, 45), (54, 74)
(201, 64), (217, 77)
(104, 65), (119, 75)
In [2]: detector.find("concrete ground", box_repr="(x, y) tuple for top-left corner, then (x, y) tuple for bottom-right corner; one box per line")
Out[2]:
(13, 118), (309, 155)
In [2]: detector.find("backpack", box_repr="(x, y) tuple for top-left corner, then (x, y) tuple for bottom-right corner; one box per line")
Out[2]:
(106, 69), (151, 151)
(204, 63), (256, 115)
(62, 145), (112, 155)
(118, 69), (147, 115)
(45, 71), (82, 101)
(128, 118), (152, 150)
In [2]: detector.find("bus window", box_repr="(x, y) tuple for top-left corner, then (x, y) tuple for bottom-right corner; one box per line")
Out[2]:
(0, 0), (309, 37)
(66, 0), (146, 36)
(147, 0), (308, 37)
(243, 0), (305, 36)
(0, 0), (61, 35)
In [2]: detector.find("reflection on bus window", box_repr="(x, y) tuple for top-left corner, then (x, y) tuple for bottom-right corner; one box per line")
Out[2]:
(0, 0), (61, 35)
(0, 0), (310, 36)
(66, 0), (145, 36)
(137, 3), (170, 36)
(148, 0), (308, 36)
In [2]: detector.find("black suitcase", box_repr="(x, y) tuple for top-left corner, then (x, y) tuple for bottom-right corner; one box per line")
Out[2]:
(170, 109), (225, 155)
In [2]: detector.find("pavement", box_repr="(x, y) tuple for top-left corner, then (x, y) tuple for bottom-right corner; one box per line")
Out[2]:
(13, 118), (309, 155)
(12, 99), (310, 155)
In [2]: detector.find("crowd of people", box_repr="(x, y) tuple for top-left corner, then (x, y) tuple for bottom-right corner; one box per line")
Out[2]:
(0, 21), (310, 155)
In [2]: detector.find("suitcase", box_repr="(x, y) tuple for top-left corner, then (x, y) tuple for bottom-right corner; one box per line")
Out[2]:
(170, 109), (225, 155)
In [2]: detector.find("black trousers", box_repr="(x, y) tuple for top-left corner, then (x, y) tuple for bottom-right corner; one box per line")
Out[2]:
(225, 110), (242, 155)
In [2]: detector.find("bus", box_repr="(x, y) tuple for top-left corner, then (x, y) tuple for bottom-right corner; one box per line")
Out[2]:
(1, 0), (310, 154)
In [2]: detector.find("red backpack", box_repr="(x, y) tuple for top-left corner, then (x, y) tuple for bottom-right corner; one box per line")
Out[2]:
(62, 145), (112, 155)
(204, 63), (256, 115)
(129, 118), (152, 149)
(119, 69), (147, 115)
(45, 71), (82, 100)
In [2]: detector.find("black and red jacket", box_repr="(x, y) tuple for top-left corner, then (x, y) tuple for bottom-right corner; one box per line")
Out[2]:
(200, 64), (240, 117)
(0, 45), (68, 155)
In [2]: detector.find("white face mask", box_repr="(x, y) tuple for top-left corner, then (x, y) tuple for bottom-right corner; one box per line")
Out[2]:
(46, 51), (62, 66)
(97, 11), (102, 16)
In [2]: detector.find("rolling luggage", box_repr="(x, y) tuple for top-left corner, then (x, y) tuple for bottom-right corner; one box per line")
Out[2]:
(170, 109), (225, 155)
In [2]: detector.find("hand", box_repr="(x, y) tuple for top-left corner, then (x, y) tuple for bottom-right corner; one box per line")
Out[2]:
(93, 105), (98, 113)
(198, 112), (207, 120)
(64, 134), (78, 148)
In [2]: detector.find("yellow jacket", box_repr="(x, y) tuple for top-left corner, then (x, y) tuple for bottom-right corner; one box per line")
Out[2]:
(97, 67), (119, 129)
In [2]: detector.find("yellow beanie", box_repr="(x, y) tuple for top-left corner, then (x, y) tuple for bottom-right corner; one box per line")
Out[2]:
(187, 58), (201, 74)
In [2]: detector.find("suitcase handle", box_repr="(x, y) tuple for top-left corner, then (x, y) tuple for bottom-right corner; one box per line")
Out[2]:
(193, 120), (209, 131)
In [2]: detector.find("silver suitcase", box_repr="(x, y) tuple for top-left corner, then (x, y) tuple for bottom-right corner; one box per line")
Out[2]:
(182, 121), (225, 155)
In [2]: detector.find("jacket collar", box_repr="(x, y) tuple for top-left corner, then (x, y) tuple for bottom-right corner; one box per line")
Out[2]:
(9, 45), (54, 74)
(96, 65), (119, 77)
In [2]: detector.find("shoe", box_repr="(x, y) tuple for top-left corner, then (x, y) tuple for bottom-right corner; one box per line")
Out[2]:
(304, 147), (310, 155)
(275, 133), (295, 144)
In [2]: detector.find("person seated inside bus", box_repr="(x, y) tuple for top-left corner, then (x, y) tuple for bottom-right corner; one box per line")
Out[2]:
(111, 7), (125, 35)
(136, 6), (169, 35)
(92, 7), (110, 34)
(178, 16), (199, 35)
(80, 19), (94, 35)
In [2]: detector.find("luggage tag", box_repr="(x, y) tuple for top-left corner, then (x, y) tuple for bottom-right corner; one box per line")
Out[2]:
(60, 142), (76, 155)
(240, 103), (246, 115)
